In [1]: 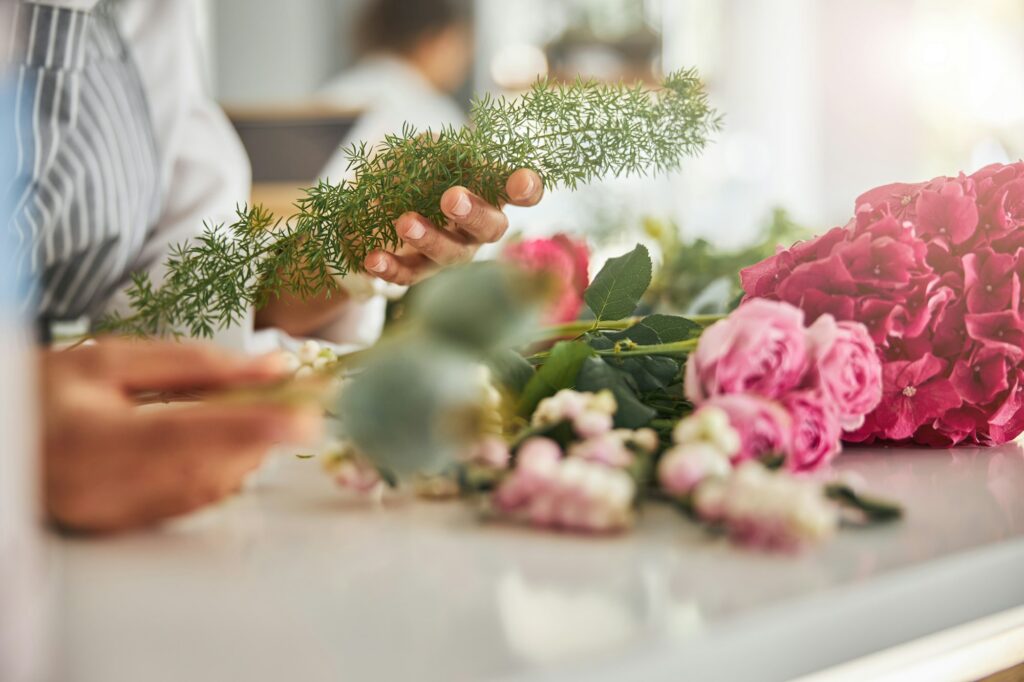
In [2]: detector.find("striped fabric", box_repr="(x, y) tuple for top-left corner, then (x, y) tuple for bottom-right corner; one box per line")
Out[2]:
(6, 0), (160, 323)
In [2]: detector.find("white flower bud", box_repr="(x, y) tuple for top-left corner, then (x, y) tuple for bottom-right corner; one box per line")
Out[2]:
(588, 389), (618, 415)
(630, 428), (660, 452)
(297, 340), (321, 365)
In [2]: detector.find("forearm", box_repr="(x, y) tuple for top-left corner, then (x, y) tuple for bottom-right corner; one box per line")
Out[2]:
(255, 285), (353, 337)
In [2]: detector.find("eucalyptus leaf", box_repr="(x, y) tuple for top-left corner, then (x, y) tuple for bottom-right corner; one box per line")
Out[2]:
(584, 244), (653, 321)
(487, 349), (536, 394)
(337, 342), (485, 478)
(516, 341), (594, 417)
(576, 357), (657, 428)
(409, 263), (545, 353)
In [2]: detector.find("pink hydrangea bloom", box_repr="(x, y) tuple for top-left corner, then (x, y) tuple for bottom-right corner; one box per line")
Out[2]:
(741, 161), (1024, 446)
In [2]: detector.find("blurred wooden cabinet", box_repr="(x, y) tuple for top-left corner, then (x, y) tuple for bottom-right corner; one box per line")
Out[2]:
(225, 104), (360, 217)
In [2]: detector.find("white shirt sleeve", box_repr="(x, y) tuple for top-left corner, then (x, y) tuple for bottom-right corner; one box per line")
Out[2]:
(96, 0), (253, 349)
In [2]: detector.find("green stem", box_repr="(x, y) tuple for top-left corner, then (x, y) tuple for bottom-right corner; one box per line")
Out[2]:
(594, 339), (698, 357)
(531, 313), (725, 343)
(530, 318), (638, 341)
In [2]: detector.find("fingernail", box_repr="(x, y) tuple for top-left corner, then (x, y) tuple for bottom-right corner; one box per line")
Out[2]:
(521, 173), (536, 197)
(403, 219), (426, 240)
(450, 192), (472, 218)
(367, 255), (388, 273)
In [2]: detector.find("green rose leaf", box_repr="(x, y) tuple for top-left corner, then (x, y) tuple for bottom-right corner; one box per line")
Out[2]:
(614, 356), (682, 393)
(605, 313), (703, 345)
(516, 341), (594, 417)
(576, 357), (657, 428)
(584, 244), (653, 322)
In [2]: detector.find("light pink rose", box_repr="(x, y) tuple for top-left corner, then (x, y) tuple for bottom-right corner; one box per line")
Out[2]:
(685, 299), (810, 403)
(781, 390), (842, 472)
(567, 432), (633, 468)
(700, 395), (792, 463)
(805, 315), (883, 431)
(495, 438), (561, 510)
(495, 440), (635, 533)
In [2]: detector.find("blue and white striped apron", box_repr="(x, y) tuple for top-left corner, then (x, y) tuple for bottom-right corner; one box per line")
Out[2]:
(6, 0), (161, 325)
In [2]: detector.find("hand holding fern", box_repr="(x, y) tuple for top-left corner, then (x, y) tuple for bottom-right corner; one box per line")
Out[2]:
(365, 168), (544, 285)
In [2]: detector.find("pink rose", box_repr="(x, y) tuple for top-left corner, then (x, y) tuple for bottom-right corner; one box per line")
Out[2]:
(781, 390), (841, 471)
(700, 395), (792, 463)
(502, 234), (590, 323)
(805, 315), (883, 431)
(685, 299), (810, 403)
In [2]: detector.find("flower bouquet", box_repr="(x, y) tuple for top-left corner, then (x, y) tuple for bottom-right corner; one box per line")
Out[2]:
(323, 241), (900, 551)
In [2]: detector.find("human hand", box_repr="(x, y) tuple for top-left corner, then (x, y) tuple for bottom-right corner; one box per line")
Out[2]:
(41, 339), (321, 533)
(363, 168), (544, 285)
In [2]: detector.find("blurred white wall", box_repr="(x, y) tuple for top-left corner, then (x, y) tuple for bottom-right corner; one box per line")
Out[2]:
(211, 0), (361, 105)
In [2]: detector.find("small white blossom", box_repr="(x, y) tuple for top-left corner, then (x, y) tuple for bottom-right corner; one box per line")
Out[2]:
(693, 461), (838, 550)
(658, 443), (732, 495)
(297, 340), (322, 365)
(495, 438), (635, 533)
(672, 407), (741, 458)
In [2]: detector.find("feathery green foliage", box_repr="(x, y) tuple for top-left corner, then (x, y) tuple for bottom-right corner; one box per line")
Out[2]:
(102, 69), (720, 337)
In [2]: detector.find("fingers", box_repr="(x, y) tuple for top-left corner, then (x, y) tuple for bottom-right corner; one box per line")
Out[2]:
(505, 168), (544, 207)
(45, 400), (322, 534)
(124, 403), (323, 458)
(67, 339), (289, 392)
(364, 250), (435, 286)
(363, 168), (542, 284)
(440, 187), (510, 243)
(47, 445), (269, 534)
(396, 212), (476, 265)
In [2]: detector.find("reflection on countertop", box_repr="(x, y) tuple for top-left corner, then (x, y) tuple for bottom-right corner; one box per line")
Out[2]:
(54, 444), (1024, 682)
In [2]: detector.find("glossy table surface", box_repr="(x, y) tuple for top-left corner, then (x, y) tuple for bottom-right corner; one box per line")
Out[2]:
(53, 444), (1024, 682)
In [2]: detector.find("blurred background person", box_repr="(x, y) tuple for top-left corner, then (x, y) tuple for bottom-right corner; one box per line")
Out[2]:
(317, 0), (473, 182)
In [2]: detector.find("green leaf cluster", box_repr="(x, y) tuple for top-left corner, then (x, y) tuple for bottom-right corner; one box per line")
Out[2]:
(643, 207), (810, 315)
(103, 70), (720, 337)
(512, 243), (703, 430)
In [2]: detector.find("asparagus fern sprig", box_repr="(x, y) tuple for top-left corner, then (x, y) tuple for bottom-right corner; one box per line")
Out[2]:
(102, 69), (720, 338)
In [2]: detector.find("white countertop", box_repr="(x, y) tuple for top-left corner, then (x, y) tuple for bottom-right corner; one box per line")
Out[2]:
(52, 444), (1024, 682)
